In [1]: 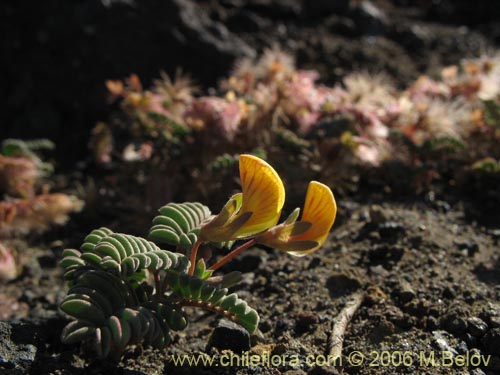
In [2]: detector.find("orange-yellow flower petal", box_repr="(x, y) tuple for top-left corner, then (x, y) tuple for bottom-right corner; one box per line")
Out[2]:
(256, 181), (336, 256)
(199, 154), (285, 242)
(234, 154), (285, 237)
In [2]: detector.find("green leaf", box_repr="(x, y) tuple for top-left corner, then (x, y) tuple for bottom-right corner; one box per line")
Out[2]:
(149, 202), (212, 248)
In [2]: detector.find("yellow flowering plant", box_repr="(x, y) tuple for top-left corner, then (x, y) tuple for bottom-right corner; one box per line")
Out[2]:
(189, 154), (337, 273)
(59, 154), (336, 359)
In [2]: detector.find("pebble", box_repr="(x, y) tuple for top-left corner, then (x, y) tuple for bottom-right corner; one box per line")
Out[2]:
(442, 315), (468, 335)
(467, 317), (488, 337)
(308, 367), (340, 375)
(0, 322), (41, 374)
(490, 316), (500, 328)
(326, 274), (362, 298)
(206, 319), (251, 353)
(396, 280), (416, 303)
(295, 312), (319, 334)
(454, 240), (479, 256)
(378, 221), (405, 239)
(481, 328), (500, 355)
(369, 204), (387, 224)
(283, 370), (307, 375)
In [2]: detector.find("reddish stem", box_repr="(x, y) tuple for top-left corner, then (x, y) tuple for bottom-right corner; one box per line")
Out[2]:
(188, 240), (202, 275)
(208, 239), (257, 272)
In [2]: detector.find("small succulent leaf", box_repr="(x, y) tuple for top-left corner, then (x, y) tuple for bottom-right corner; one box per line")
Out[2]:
(158, 205), (190, 232)
(60, 299), (106, 325)
(77, 270), (127, 311)
(80, 252), (103, 266)
(193, 258), (207, 279)
(62, 249), (82, 258)
(99, 326), (112, 358)
(179, 233), (192, 249)
(152, 215), (184, 233)
(100, 258), (121, 274)
(149, 226), (180, 246)
(228, 301), (249, 317)
(108, 315), (124, 347)
(239, 309), (260, 333)
(167, 308), (188, 331)
(61, 321), (96, 344)
(59, 256), (86, 269)
(200, 283), (216, 301)
(67, 288), (113, 317)
(219, 293), (238, 311)
(179, 273), (192, 298)
(94, 328), (103, 358)
(208, 288), (228, 304)
(173, 204), (196, 230)
(150, 202), (212, 248)
(189, 277), (203, 300)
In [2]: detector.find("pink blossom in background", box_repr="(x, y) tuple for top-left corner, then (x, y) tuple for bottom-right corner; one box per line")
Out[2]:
(184, 97), (243, 141)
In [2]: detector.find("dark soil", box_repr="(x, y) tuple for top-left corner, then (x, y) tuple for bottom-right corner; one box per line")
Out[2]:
(1, 1), (500, 374)
(2, 188), (500, 374)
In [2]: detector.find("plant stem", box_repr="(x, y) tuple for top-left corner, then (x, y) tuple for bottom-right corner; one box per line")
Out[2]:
(208, 238), (257, 272)
(188, 239), (202, 275)
(154, 271), (162, 299)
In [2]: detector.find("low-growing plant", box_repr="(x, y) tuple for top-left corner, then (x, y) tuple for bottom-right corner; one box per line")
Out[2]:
(0, 139), (84, 237)
(59, 154), (337, 359)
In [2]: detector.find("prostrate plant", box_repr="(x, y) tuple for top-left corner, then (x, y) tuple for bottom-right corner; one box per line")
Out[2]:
(59, 155), (337, 359)
(0, 139), (84, 237)
(93, 49), (500, 202)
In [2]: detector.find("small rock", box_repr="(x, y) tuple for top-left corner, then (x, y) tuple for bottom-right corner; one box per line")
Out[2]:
(206, 319), (250, 353)
(365, 285), (387, 305)
(308, 257), (321, 269)
(259, 320), (272, 333)
(308, 367), (340, 375)
(368, 245), (404, 267)
(481, 328), (500, 355)
(326, 274), (362, 298)
(0, 322), (42, 374)
(369, 205), (387, 224)
(295, 312), (319, 334)
(490, 316), (500, 328)
(471, 367), (487, 375)
(442, 286), (456, 299)
(283, 370), (307, 375)
(442, 315), (468, 335)
(463, 332), (477, 348)
(37, 254), (58, 268)
(467, 317), (488, 337)
(426, 316), (440, 330)
(454, 240), (479, 256)
(396, 280), (416, 303)
(272, 343), (288, 356)
(377, 221), (405, 240)
(369, 265), (389, 277)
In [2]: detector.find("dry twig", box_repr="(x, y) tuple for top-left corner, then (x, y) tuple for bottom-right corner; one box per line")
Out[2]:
(327, 291), (364, 359)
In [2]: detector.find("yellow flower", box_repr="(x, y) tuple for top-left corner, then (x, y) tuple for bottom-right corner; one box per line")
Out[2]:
(256, 181), (336, 256)
(199, 154), (285, 242)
